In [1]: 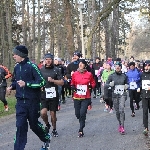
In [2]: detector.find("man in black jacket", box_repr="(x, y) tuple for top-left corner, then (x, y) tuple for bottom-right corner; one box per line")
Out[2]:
(140, 60), (150, 136)
(91, 57), (103, 98)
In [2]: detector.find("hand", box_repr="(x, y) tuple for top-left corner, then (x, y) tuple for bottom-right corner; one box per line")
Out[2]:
(109, 81), (114, 87)
(7, 86), (12, 95)
(88, 85), (92, 89)
(148, 87), (150, 91)
(124, 84), (129, 90)
(71, 71), (74, 76)
(137, 88), (140, 92)
(17, 80), (25, 87)
(71, 86), (77, 92)
(48, 77), (54, 82)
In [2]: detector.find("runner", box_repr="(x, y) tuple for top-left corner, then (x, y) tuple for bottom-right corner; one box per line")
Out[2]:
(40, 53), (64, 137)
(7, 45), (51, 150)
(71, 59), (95, 137)
(105, 61), (128, 135)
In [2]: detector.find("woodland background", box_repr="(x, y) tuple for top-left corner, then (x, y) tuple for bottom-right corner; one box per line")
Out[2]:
(0, 0), (150, 71)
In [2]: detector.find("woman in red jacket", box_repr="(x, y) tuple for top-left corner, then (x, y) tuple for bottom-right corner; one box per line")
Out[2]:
(71, 59), (96, 137)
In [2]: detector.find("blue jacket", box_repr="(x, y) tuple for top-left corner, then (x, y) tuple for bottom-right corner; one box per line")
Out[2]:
(126, 68), (141, 89)
(11, 58), (46, 101)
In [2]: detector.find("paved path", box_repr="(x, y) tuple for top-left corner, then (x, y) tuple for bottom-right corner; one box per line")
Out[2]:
(0, 96), (149, 150)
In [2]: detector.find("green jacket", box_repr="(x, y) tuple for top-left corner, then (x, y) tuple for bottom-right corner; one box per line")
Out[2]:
(102, 69), (114, 83)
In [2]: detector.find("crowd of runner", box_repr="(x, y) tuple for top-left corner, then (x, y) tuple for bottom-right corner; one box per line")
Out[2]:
(1, 45), (150, 150)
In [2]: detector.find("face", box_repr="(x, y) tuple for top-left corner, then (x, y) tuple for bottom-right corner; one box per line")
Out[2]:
(95, 59), (100, 63)
(54, 59), (59, 65)
(13, 54), (24, 63)
(73, 55), (79, 61)
(45, 58), (53, 66)
(106, 64), (111, 70)
(79, 62), (85, 69)
(145, 64), (150, 70)
(130, 65), (135, 70)
(103, 63), (106, 69)
(115, 65), (121, 72)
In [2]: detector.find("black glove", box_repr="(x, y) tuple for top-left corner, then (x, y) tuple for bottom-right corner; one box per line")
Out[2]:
(71, 86), (77, 92)
(88, 85), (92, 89)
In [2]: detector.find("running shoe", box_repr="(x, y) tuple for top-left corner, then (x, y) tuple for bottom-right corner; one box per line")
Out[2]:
(52, 130), (58, 137)
(120, 126), (125, 135)
(93, 95), (96, 98)
(143, 129), (148, 136)
(109, 109), (113, 114)
(131, 112), (135, 117)
(118, 125), (122, 132)
(4, 105), (9, 111)
(41, 134), (51, 150)
(78, 132), (84, 138)
(104, 108), (108, 112)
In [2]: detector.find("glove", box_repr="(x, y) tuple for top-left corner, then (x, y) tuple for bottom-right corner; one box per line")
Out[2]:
(137, 88), (140, 92)
(88, 85), (92, 89)
(71, 86), (77, 92)
(124, 84), (129, 90)
(109, 81), (114, 87)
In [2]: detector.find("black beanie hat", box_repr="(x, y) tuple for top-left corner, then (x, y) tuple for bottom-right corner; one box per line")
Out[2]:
(129, 62), (135, 66)
(74, 51), (82, 58)
(44, 53), (54, 59)
(13, 45), (28, 58)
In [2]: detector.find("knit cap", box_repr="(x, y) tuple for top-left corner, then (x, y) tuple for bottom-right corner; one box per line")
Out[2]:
(13, 45), (28, 58)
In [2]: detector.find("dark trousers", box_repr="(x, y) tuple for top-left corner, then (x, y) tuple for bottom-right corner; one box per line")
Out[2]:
(61, 85), (65, 100)
(14, 100), (49, 150)
(142, 98), (150, 129)
(129, 90), (139, 113)
(93, 77), (101, 95)
(105, 97), (113, 109)
(0, 86), (7, 106)
(74, 99), (90, 132)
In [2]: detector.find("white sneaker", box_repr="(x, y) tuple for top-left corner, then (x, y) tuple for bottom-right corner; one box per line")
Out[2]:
(109, 109), (113, 114)
(4, 105), (9, 111)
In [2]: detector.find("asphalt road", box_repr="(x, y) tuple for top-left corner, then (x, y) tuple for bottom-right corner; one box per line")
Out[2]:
(0, 95), (149, 150)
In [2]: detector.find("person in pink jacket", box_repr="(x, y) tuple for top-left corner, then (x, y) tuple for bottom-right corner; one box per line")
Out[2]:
(71, 59), (96, 137)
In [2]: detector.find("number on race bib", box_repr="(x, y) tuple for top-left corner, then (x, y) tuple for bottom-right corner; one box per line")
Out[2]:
(114, 85), (124, 95)
(76, 85), (87, 95)
(45, 87), (56, 98)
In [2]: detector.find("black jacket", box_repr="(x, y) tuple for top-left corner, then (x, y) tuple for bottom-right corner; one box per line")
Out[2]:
(141, 71), (150, 99)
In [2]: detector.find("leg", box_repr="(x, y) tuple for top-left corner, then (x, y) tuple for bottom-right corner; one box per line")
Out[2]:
(119, 95), (126, 127)
(0, 87), (7, 106)
(14, 102), (28, 150)
(28, 102), (49, 142)
(50, 111), (57, 129)
(74, 100), (81, 119)
(79, 99), (90, 132)
(113, 97), (121, 125)
(41, 108), (49, 125)
(143, 98), (149, 129)
(129, 90), (135, 114)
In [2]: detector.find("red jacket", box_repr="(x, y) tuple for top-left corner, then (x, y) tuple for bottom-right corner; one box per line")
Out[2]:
(71, 70), (96, 99)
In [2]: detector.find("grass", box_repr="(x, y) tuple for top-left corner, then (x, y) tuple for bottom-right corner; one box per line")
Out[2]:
(0, 95), (16, 118)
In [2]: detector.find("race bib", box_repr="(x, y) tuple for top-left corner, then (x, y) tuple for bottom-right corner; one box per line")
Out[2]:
(95, 70), (98, 75)
(130, 82), (137, 89)
(45, 87), (56, 98)
(142, 80), (150, 90)
(114, 85), (124, 95)
(76, 85), (87, 95)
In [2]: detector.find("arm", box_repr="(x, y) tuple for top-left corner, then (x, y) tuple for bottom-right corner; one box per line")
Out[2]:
(26, 64), (46, 88)
(48, 68), (64, 86)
